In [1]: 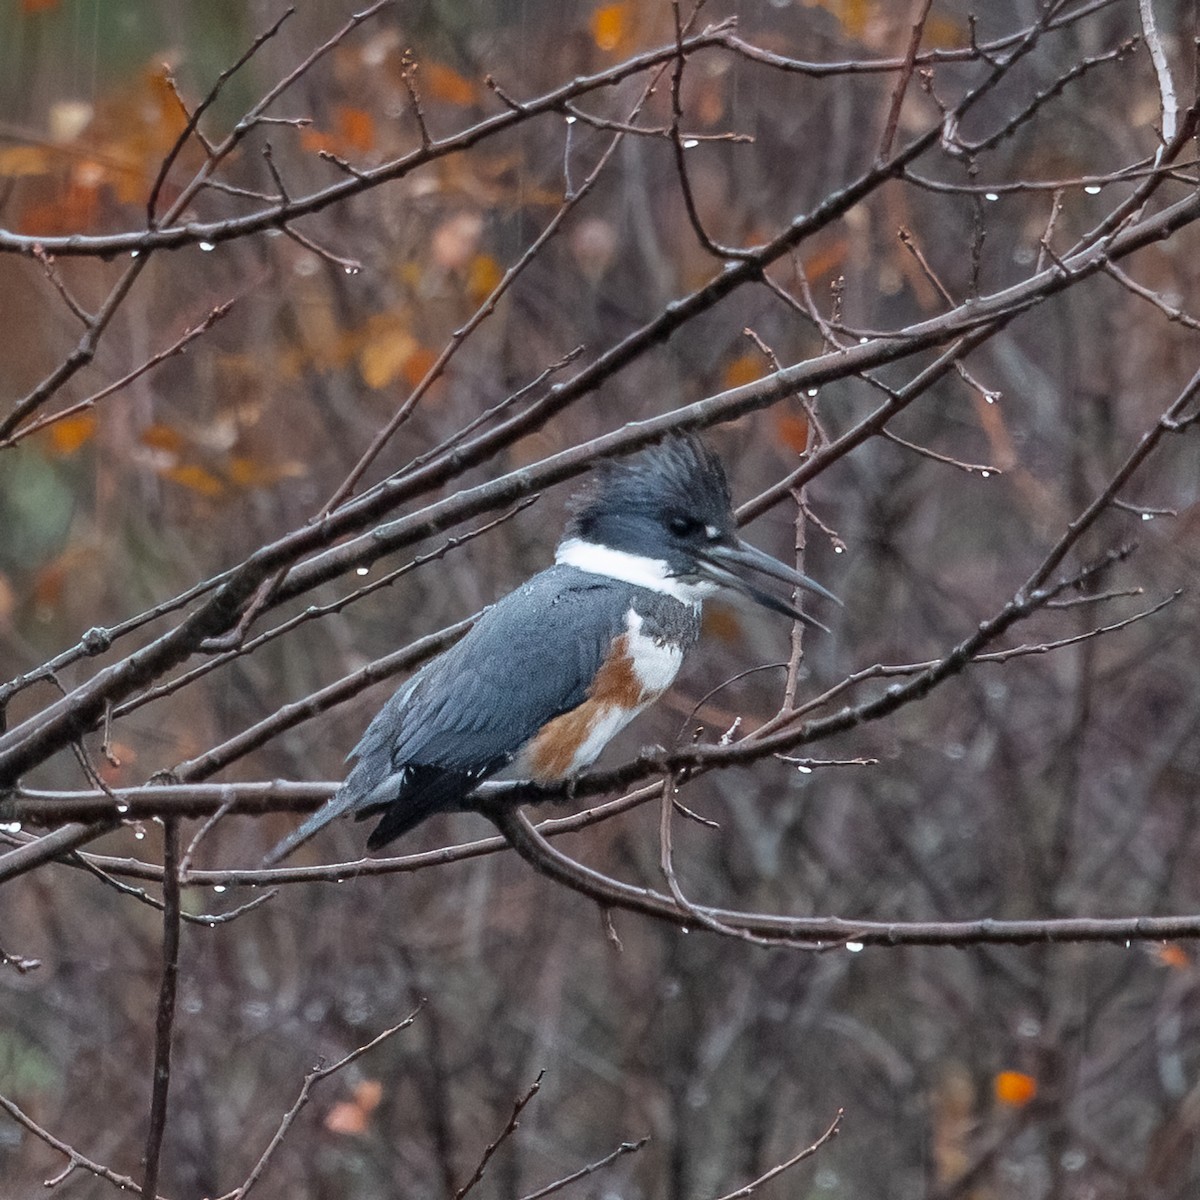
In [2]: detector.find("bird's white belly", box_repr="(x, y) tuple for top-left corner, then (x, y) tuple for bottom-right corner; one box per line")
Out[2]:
(560, 704), (642, 773)
(624, 614), (686, 695)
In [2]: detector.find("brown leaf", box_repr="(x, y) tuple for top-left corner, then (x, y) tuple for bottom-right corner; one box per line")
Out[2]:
(702, 604), (743, 644)
(402, 345), (440, 389)
(775, 412), (810, 454)
(32, 560), (66, 613)
(723, 353), (764, 391)
(1155, 943), (1191, 970)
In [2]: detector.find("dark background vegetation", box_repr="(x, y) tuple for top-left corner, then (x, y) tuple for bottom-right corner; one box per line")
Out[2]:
(2, 1), (1200, 1197)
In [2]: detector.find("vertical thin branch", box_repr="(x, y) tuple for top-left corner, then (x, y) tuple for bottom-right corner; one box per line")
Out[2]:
(878, 0), (935, 161)
(141, 818), (181, 1200)
(782, 488), (809, 711)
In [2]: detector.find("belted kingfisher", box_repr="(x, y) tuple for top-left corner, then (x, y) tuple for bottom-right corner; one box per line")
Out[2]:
(266, 436), (836, 862)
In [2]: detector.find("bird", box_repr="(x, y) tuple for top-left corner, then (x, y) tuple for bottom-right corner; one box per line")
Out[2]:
(265, 435), (837, 862)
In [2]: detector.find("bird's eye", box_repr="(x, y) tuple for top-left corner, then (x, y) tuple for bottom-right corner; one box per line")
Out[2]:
(668, 515), (701, 537)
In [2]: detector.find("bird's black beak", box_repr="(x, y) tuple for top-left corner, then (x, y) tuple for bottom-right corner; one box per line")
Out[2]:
(696, 539), (840, 631)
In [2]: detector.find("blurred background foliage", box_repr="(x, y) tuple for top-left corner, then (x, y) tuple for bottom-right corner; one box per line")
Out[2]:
(3, 1), (1200, 1197)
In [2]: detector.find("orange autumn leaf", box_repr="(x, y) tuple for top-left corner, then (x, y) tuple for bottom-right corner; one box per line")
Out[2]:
(1155, 943), (1191, 970)
(139, 423), (187, 454)
(803, 238), (850, 281)
(0, 573), (15, 624)
(298, 126), (340, 156)
(431, 212), (483, 271)
(993, 1070), (1037, 1108)
(98, 741), (138, 785)
(0, 145), (54, 178)
(298, 106), (375, 158)
(402, 345), (440, 389)
(101, 67), (191, 205)
(19, 175), (101, 236)
(159, 464), (226, 497)
(695, 78), (726, 127)
(423, 62), (478, 107)
(805, 0), (872, 39)
(225, 456), (306, 489)
(776, 412), (811, 454)
(33, 560), (66, 612)
(973, 390), (1017, 471)
(324, 1079), (383, 1135)
(359, 313), (418, 390)
(723, 353), (764, 391)
(324, 1100), (368, 1135)
(590, 3), (632, 52)
(924, 16), (969, 50)
(354, 1079), (383, 1113)
(336, 105), (376, 153)
(46, 412), (97, 456)
(23, 0), (60, 12)
(467, 253), (504, 303)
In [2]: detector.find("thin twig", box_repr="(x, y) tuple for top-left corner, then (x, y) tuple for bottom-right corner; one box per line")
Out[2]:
(519, 1137), (648, 1200)
(878, 0), (934, 161)
(223, 1009), (421, 1200)
(0, 1091), (161, 1196)
(146, 6), (296, 222)
(0, 300), (236, 447)
(32, 245), (93, 327)
(453, 1072), (545, 1199)
(711, 1110), (842, 1200)
(322, 38), (674, 510)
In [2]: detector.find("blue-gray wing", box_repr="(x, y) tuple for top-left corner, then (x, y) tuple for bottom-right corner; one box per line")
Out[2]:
(263, 566), (632, 860)
(354, 566), (633, 775)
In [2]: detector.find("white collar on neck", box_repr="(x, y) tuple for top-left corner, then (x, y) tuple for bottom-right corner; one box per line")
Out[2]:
(554, 538), (712, 606)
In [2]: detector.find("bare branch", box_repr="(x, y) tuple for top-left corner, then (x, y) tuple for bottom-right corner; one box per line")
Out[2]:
(454, 1072), (544, 1199)
(139, 819), (181, 1200)
(223, 1009), (421, 1200)
(0, 1091), (163, 1197)
(711, 1110), (842, 1199)
(877, 0), (934, 162)
(518, 1137), (648, 1200)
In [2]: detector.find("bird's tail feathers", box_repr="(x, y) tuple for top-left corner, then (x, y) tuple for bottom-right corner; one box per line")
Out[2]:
(261, 781), (363, 866)
(263, 764), (476, 863)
